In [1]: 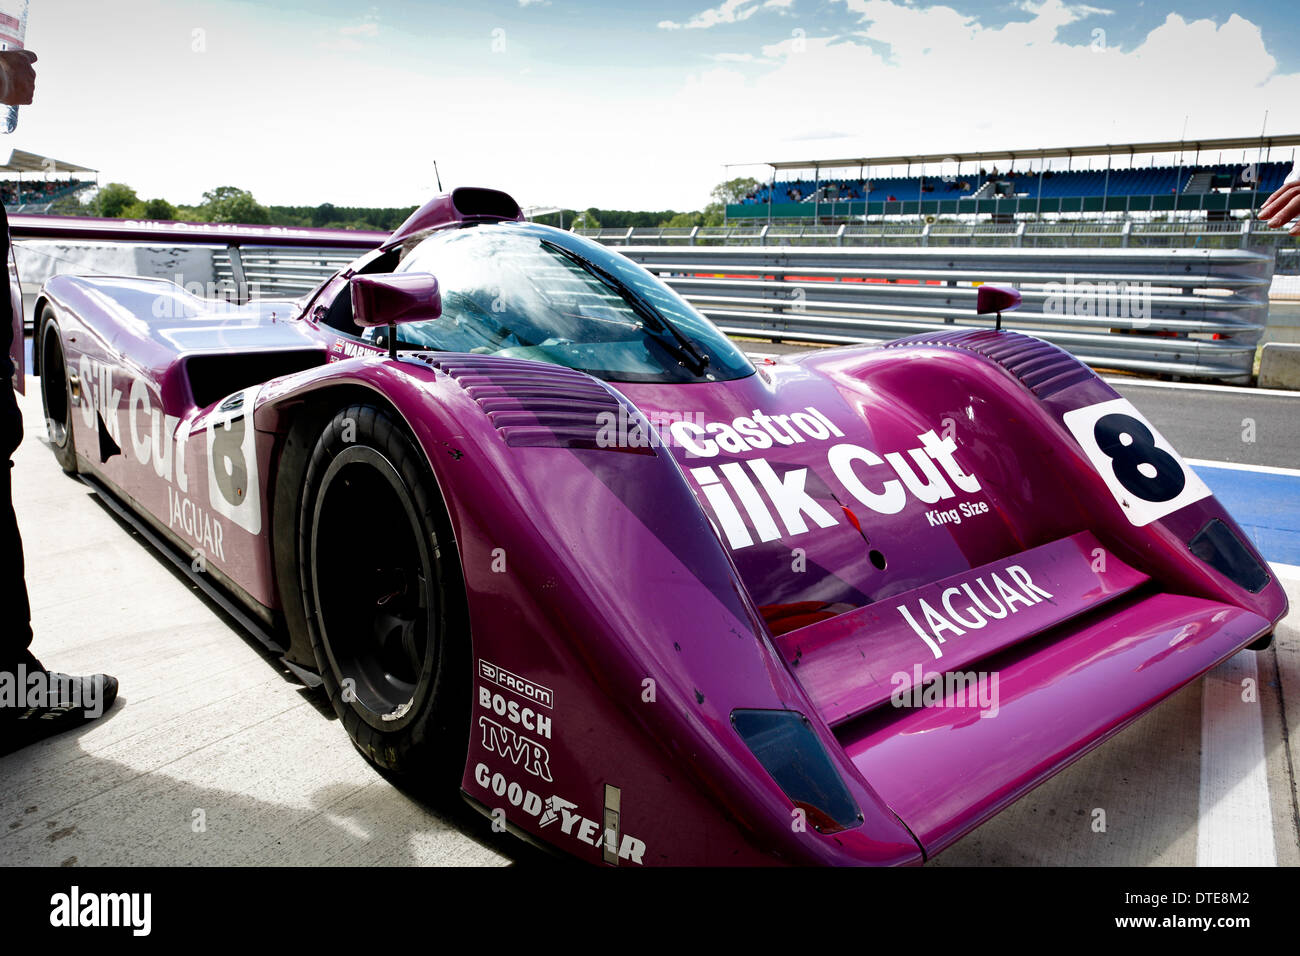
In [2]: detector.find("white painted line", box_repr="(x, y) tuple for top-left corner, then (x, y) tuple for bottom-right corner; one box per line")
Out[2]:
(1105, 377), (1300, 399)
(1269, 561), (1300, 581)
(1197, 650), (1276, 866)
(1186, 458), (1300, 478)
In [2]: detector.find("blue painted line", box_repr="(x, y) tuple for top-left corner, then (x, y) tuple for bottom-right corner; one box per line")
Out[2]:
(1194, 465), (1300, 567)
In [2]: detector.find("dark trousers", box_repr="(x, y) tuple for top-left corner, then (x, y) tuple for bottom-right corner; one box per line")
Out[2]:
(0, 374), (35, 671)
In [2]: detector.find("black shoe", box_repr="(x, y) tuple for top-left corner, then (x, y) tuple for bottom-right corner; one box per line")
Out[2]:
(0, 672), (119, 756)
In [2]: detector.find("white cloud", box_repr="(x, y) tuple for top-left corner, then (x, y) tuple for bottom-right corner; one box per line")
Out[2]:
(631, 1), (1300, 206)
(338, 21), (379, 37)
(20, 0), (1300, 214)
(518, 0), (551, 7)
(660, 0), (766, 31)
(327, 9), (379, 48)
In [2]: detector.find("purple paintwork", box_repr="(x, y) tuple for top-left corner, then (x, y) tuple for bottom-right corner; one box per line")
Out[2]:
(774, 531), (1151, 726)
(976, 284), (1022, 315)
(28, 188), (1288, 866)
(349, 272), (442, 329)
(382, 186), (523, 248)
(844, 592), (1270, 853)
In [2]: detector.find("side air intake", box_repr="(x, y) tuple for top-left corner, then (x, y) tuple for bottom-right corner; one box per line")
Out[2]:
(419, 355), (653, 454)
(451, 187), (522, 221)
(885, 328), (1095, 399)
(384, 187), (524, 248)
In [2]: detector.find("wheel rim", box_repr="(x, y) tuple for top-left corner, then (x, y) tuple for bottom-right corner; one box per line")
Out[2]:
(309, 445), (438, 726)
(40, 324), (70, 449)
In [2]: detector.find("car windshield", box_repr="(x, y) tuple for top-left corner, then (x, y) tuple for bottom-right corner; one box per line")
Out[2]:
(369, 221), (754, 384)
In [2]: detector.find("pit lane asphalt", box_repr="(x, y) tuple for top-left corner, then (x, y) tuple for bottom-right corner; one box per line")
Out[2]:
(1, 377), (1296, 867)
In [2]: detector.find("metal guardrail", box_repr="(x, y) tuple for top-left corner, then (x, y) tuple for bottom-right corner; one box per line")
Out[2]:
(213, 246), (371, 297)
(10, 215), (383, 304)
(8, 216), (1275, 381)
(615, 245), (1274, 382)
(577, 218), (1297, 251)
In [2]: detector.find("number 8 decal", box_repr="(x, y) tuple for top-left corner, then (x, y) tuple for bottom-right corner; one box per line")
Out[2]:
(1093, 413), (1185, 503)
(1062, 397), (1209, 527)
(207, 386), (262, 535)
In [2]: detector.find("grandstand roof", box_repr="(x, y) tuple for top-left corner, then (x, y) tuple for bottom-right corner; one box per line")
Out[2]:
(0, 148), (97, 174)
(759, 134), (1300, 172)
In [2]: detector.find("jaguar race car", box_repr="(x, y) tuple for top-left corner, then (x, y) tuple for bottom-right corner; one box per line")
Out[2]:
(29, 187), (1287, 865)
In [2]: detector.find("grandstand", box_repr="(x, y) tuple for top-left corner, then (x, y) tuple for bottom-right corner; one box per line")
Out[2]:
(730, 134), (1299, 222)
(1, 148), (97, 213)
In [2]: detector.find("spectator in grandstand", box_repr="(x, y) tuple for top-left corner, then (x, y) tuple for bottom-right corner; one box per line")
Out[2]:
(0, 48), (120, 755)
(0, 178), (80, 206)
(1258, 163), (1300, 236)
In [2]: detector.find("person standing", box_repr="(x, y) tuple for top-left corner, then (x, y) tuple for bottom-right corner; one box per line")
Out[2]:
(0, 48), (119, 755)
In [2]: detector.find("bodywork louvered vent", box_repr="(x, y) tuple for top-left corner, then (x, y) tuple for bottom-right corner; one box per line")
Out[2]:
(884, 329), (1095, 399)
(415, 355), (651, 453)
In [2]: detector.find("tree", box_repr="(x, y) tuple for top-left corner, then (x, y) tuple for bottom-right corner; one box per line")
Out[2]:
(198, 186), (271, 224)
(136, 197), (176, 220)
(119, 197), (176, 220)
(310, 202), (336, 228)
(93, 182), (139, 218)
(662, 211), (701, 228)
(710, 176), (761, 206)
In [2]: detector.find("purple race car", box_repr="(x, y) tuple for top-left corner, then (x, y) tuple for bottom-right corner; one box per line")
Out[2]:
(30, 187), (1287, 865)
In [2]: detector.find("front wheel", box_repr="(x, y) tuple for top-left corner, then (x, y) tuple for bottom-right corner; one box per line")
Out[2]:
(298, 403), (469, 782)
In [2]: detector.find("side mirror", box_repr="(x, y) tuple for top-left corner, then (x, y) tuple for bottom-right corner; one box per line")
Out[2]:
(350, 272), (442, 358)
(975, 284), (1021, 330)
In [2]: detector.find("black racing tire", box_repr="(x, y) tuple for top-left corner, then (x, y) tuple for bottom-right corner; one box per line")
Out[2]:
(1247, 632), (1274, 652)
(39, 312), (78, 474)
(298, 403), (470, 785)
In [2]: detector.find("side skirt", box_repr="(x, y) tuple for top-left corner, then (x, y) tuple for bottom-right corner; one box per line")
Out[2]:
(77, 473), (323, 688)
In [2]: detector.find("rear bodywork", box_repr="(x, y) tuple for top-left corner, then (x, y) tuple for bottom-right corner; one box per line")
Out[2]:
(30, 193), (1286, 865)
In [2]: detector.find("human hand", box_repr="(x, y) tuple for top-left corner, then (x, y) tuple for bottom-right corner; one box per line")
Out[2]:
(1259, 164), (1300, 236)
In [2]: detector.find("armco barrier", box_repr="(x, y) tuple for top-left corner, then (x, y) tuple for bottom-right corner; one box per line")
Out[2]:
(7, 216), (1274, 382)
(613, 244), (1273, 382)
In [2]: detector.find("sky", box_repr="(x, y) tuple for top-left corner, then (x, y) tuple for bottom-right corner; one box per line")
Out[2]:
(7, 0), (1300, 212)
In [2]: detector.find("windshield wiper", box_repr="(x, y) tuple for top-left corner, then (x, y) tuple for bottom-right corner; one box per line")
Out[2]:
(539, 238), (711, 376)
